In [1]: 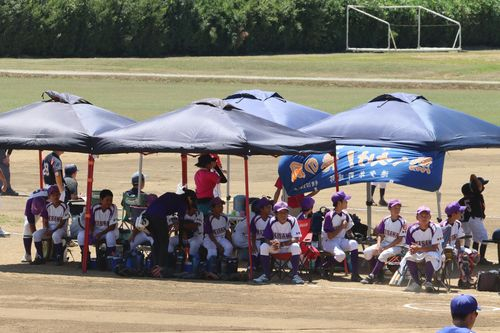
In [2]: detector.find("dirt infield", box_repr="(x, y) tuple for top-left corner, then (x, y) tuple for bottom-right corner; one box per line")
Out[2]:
(0, 149), (499, 332)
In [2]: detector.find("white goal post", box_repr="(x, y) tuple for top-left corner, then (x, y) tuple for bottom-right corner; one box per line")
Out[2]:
(346, 5), (462, 52)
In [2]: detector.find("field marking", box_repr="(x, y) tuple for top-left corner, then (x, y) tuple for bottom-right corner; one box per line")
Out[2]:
(1, 69), (499, 87)
(404, 303), (500, 312)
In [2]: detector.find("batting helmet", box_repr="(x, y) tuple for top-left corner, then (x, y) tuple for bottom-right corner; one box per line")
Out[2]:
(131, 172), (145, 186)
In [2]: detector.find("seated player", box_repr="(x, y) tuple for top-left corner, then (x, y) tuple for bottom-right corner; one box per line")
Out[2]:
(321, 191), (361, 282)
(440, 201), (478, 289)
(253, 201), (304, 285)
(403, 206), (443, 293)
(296, 197), (315, 221)
(361, 199), (406, 284)
(32, 185), (71, 265)
(248, 197), (273, 269)
(168, 205), (204, 260)
(202, 197), (234, 273)
(21, 189), (48, 262)
(77, 189), (119, 261)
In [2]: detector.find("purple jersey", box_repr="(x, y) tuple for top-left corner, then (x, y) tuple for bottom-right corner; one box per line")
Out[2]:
(250, 214), (271, 240)
(262, 216), (301, 242)
(205, 214), (229, 238)
(375, 215), (406, 245)
(24, 189), (48, 224)
(145, 192), (187, 220)
(406, 222), (442, 248)
(322, 210), (353, 240)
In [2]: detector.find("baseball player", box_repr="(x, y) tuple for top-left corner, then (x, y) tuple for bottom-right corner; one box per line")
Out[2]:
(467, 174), (491, 265)
(321, 191), (362, 282)
(203, 197), (234, 273)
(458, 183), (473, 248)
(168, 205), (204, 259)
(296, 197), (315, 221)
(247, 197), (273, 268)
(121, 172), (147, 222)
(42, 151), (67, 201)
(253, 201), (304, 285)
(32, 185), (70, 265)
(440, 201), (478, 289)
(63, 164), (79, 200)
(21, 189), (48, 262)
(133, 187), (197, 267)
(77, 189), (119, 261)
(361, 199), (406, 284)
(403, 206), (443, 292)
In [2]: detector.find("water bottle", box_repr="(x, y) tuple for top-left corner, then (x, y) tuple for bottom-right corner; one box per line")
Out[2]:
(220, 257), (228, 275)
(135, 251), (144, 270)
(175, 250), (184, 273)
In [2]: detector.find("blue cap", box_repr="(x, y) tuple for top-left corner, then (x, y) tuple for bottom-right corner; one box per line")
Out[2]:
(445, 201), (466, 216)
(450, 294), (481, 316)
(256, 197), (273, 210)
(331, 191), (351, 205)
(300, 197), (315, 211)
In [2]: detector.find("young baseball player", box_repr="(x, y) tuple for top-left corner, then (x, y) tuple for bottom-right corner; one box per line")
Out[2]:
(32, 185), (71, 265)
(321, 191), (361, 282)
(403, 206), (443, 292)
(467, 174), (491, 265)
(21, 189), (48, 262)
(361, 199), (406, 284)
(253, 201), (304, 284)
(440, 201), (478, 289)
(458, 183), (473, 248)
(168, 205), (204, 259)
(296, 197), (315, 221)
(77, 189), (119, 261)
(203, 197), (234, 273)
(248, 197), (273, 269)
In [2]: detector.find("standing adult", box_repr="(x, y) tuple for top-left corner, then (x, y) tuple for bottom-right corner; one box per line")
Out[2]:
(466, 174), (491, 265)
(0, 168), (9, 237)
(64, 164), (79, 200)
(194, 154), (227, 215)
(42, 151), (66, 201)
(0, 149), (18, 196)
(436, 294), (480, 333)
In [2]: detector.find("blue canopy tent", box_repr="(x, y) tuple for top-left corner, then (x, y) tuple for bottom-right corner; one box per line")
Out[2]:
(0, 90), (136, 272)
(94, 98), (335, 276)
(296, 92), (500, 227)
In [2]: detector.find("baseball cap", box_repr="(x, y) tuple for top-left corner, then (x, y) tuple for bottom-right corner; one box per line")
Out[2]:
(445, 201), (466, 216)
(477, 177), (489, 185)
(273, 201), (289, 212)
(47, 185), (60, 196)
(450, 294), (481, 317)
(256, 197), (273, 210)
(300, 197), (315, 211)
(195, 154), (216, 167)
(331, 191), (351, 205)
(31, 196), (46, 215)
(388, 199), (402, 208)
(211, 197), (225, 206)
(416, 205), (431, 215)
(64, 164), (78, 177)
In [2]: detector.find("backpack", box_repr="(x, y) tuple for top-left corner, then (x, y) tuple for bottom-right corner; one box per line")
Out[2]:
(476, 270), (500, 292)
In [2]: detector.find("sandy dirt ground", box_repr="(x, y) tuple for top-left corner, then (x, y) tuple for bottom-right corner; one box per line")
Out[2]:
(0, 149), (499, 333)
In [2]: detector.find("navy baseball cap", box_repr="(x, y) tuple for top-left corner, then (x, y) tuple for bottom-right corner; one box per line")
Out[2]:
(477, 177), (489, 185)
(274, 201), (289, 212)
(450, 294), (481, 316)
(256, 197), (273, 210)
(445, 201), (466, 216)
(211, 197), (225, 206)
(331, 191), (351, 205)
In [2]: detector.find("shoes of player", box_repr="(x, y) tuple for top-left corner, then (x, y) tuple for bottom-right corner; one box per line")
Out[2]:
(292, 274), (305, 285)
(457, 279), (471, 289)
(31, 256), (45, 265)
(478, 258), (493, 266)
(379, 199), (388, 206)
(253, 274), (270, 284)
(404, 281), (422, 292)
(0, 227), (10, 238)
(351, 274), (362, 282)
(55, 255), (63, 266)
(360, 274), (375, 284)
(1, 188), (19, 196)
(366, 200), (375, 206)
(423, 281), (435, 293)
(21, 254), (32, 263)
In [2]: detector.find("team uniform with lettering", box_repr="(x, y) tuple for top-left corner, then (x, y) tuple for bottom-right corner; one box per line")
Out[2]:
(364, 215), (406, 262)
(403, 222), (443, 271)
(32, 201), (70, 261)
(321, 210), (358, 261)
(260, 216), (302, 256)
(77, 204), (118, 249)
(249, 214), (271, 254)
(203, 213), (233, 258)
(168, 211), (204, 256)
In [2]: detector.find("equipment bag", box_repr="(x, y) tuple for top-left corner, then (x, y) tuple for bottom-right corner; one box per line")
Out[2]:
(476, 270), (500, 292)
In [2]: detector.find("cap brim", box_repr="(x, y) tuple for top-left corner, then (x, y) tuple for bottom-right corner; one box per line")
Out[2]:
(345, 195), (352, 201)
(276, 208), (289, 212)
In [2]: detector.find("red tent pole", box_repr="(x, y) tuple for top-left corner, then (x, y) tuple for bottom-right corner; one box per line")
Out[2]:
(244, 156), (253, 279)
(333, 152), (339, 191)
(181, 154), (188, 186)
(38, 150), (43, 189)
(82, 154), (95, 273)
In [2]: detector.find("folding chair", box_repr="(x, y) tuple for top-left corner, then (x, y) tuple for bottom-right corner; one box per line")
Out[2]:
(121, 191), (147, 227)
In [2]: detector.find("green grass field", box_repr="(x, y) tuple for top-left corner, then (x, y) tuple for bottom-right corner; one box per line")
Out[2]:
(0, 76), (499, 125)
(0, 51), (499, 81)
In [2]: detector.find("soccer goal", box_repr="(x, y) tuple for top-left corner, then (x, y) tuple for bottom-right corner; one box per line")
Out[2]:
(346, 5), (461, 52)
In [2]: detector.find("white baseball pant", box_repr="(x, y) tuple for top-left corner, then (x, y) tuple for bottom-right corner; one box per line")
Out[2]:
(321, 238), (358, 262)
(403, 250), (442, 271)
(461, 221), (472, 247)
(259, 242), (301, 256)
(468, 217), (488, 243)
(364, 243), (404, 262)
(23, 218), (36, 237)
(168, 235), (203, 256)
(77, 229), (118, 248)
(203, 236), (233, 258)
(33, 226), (67, 244)
(130, 231), (154, 250)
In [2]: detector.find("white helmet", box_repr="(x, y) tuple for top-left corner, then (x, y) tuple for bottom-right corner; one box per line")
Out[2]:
(135, 212), (149, 231)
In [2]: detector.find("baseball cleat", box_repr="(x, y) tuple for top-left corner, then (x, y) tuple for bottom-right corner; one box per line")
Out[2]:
(291, 274), (305, 285)
(351, 274), (362, 282)
(253, 274), (270, 284)
(55, 255), (63, 266)
(379, 199), (388, 206)
(423, 281), (435, 293)
(21, 254), (32, 263)
(360, 274), (375, 284)
(31, 256), (45, 265)
(404, 281), (422, 292)
(0, 227), (10, 238)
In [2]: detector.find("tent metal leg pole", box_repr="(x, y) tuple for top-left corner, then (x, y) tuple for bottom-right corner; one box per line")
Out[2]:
(436, 190), (442, 221)
(367, 182), (372, 231)
(82, 154), (95, 273)
(181, 154), (188, 186)
(137, 153), (143, 203)
(226, 155), (230, 215)
(244, 156), (253, 279)
(38, 150), (43, 189)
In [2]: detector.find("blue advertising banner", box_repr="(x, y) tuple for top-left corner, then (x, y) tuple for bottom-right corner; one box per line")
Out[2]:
(278, 146), (445, 195)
